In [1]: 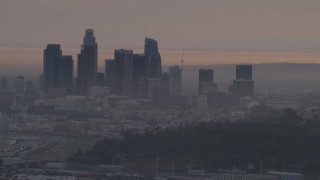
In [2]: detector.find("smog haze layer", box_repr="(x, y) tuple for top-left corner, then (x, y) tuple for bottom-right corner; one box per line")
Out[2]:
(2, 0), (320, 71)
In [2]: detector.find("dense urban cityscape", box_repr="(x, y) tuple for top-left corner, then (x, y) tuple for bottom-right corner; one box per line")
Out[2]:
(4, 1), (320, 179)
(0, 28), (316, 179)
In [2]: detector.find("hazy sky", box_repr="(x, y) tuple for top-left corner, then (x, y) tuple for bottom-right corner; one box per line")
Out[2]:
(2, 0), (320, 69)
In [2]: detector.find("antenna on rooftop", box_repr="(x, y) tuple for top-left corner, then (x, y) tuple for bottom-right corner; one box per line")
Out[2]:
(180, 48), (184, 96)
(181, 48), (184, 68)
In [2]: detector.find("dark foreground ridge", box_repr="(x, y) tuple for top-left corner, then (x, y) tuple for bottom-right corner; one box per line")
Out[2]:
(68, 109), (320, 175)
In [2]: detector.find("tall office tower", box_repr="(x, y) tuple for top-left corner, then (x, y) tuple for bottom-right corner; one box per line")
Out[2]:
(84, 29), (96, 45)
(160, 72), (169, 86)
(231, 80), (254, 98)
(231, 64), (254, 99)
(138, 77), (160, 100)
(199, 69), (217, 95)
(169, 65), (182, 96)
(114, 49), (133, 97)
(60, 55), (74, 93)
(144, 38), (162, 78)
(105, 59), (116, 93)
(77, 29), (98, 95)
(43, 44), (62, 93)
(133, 54), (148, 97)
(236, 65), (252, 80)
(15, 76), (25, 94)
(97, 72), (105, 86)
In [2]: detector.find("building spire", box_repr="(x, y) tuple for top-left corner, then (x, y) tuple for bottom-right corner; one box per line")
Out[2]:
(83, 29), (96, 45)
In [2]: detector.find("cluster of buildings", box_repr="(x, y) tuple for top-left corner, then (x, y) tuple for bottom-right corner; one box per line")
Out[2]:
(0, 29), (311, 178)
(1, 29), (317, 113)
(0, 28), (310, 117)
(41, 29), (165, 100)
(39, 29), (255, 109)
(0, 29), (260, 113)
(192, 64), (255, 110)
(38, 29), (182, 107)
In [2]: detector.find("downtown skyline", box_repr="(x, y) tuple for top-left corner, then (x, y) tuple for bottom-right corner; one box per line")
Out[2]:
(2, 0), (320, 76)
(2, 48), (320, 77)
(1, 1), (320, 178)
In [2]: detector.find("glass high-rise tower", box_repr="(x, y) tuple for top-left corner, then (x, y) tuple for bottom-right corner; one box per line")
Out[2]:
(114, 49), (134, 97)
(77, 29), (98, 95)
(169, 65), (182, 96)
(60, 55), (74, 93)
(144, 38), (162, 78)
(43, 44), (62, 93)
(199, 69), (214, 94)
(231, 65), (254, 99)
(236, 65), (252, 80)
(43, 44), (74, 94)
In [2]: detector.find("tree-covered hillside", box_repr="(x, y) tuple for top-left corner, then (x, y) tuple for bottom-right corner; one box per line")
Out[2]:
(68, 109), (320, 175)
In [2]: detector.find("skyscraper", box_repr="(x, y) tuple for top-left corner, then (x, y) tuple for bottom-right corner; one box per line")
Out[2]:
(133, 54), (148, 97)
(144, 38), (162, 78)
(231, 80), (254, 98)
(114, 49), (133, 97)
(60, 55), (74, 93)
(199, 69), (217, 95)
(105, 59), (116, 93)
(43, 44), (74, 95)
(84, 29), (96, 45)
(138, 77), (160, 100)
(77, 29), (98, 95)
(169, 65), (182, 96)
(43, 44), (62, 93)
(97, 72), (105, 86)
(231, 65), (254, 99)
(236, 65), (252, 80)
(160, 72), (169, 86)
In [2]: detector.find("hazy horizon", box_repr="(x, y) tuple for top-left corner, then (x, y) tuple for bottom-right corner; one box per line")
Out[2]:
(2, 0), (320, 68)
(2, 48), (320, 72)
(1, 0), (320, 80)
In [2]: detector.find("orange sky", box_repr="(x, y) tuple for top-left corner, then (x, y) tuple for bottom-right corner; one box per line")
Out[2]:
(1, 48), (320, 68)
